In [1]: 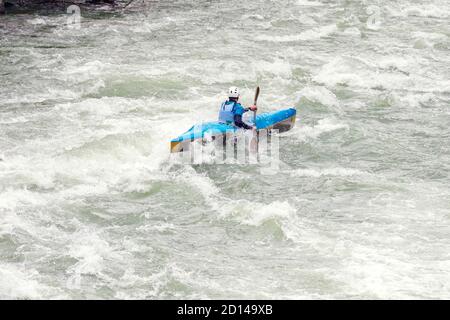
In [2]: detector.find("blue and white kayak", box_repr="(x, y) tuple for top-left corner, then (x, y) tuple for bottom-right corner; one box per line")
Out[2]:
(170, 107), (296, 153)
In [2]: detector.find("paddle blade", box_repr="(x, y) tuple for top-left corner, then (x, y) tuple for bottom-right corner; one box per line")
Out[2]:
(253, 86), (260, 105)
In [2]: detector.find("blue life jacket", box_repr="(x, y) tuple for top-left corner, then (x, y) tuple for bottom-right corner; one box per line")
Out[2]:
(218, 100), (237, 124)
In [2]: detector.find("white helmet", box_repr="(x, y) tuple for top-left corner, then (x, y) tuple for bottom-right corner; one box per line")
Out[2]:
(228, 86), (240, 98)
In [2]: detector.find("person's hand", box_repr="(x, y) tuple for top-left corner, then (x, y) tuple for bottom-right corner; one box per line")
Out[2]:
(249, 105), (257, 111)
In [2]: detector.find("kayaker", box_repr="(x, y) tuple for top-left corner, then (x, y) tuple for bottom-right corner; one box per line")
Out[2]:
(218, 86), (257, 130)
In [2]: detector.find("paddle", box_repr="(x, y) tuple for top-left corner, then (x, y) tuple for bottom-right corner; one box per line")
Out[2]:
(251, 86), (260, 154)
(253, 86), (260, 125)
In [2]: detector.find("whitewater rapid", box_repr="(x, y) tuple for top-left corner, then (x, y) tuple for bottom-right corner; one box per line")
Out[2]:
(0, 0), (449, 299)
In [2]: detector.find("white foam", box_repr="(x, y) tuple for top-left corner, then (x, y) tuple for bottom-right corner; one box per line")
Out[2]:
(241, 14), (264, 21)
(244, 201), (295, 226)
(411, 31), (448, 48)
(313, 57), (380, 88)
(294, 118), (349, 140)
(137, 222), (176, 233)
(412, 32), (448, 41)
(175, 167), (220, 202)
(253, 58), (293, 78)
(1, 107), (176, 198)
(291, 167), (366, 178)
(256, 24), (336, 42)
(330, 244), (450, 299)
(60, 60), (107, 83)
(129, 20), (175, 34)
(0, 188), (48, 211)
(296, 86), (339, 107)
(377, 56), (412, 71)
(312, 56), (450, 92)
(397, 92), (438, 108)
(55, 97), (143, 117)
(342, 27), (362, 37)
(296, 0), (324, 6)
(218, 200), (303, 241)
(390, 4), (450, 18)
(67, 230), (119, 279)
(0, 116), (29, 125)
(26, 17), (48, 25)
(115, 263), (196, 299)
(0, 264), (60, 299)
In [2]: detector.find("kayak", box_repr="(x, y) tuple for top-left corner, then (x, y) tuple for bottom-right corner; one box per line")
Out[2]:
(170, 107), (296, 153)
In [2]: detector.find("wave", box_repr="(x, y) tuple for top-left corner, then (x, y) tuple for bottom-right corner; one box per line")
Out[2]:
(296, 0), (324, 6)
(0, 264), (61, 299)
(296, 86), (340, 108)
(218, 200), (303, 242)
(256, 24), (336, 42)
(291, 167), (366, 178)
(313, 56), (450, 92)
(388, 4), (450, 18)
(292, 118), (349, 140)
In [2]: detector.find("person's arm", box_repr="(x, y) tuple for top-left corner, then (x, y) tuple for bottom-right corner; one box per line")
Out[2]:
(234, 114), (253, 130)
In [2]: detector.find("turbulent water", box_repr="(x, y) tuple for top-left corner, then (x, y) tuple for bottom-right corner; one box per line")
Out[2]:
(1, 0), (449, 299)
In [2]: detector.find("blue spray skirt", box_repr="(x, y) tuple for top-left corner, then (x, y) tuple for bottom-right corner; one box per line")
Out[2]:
(170, 108), (296, 153)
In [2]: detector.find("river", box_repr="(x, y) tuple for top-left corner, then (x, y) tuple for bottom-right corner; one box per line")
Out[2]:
(0, 0), (449, 299)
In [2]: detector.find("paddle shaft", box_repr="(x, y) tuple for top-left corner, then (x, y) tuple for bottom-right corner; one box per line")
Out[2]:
(252, 86), (260, 154)
(253, 86), (260, 126)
